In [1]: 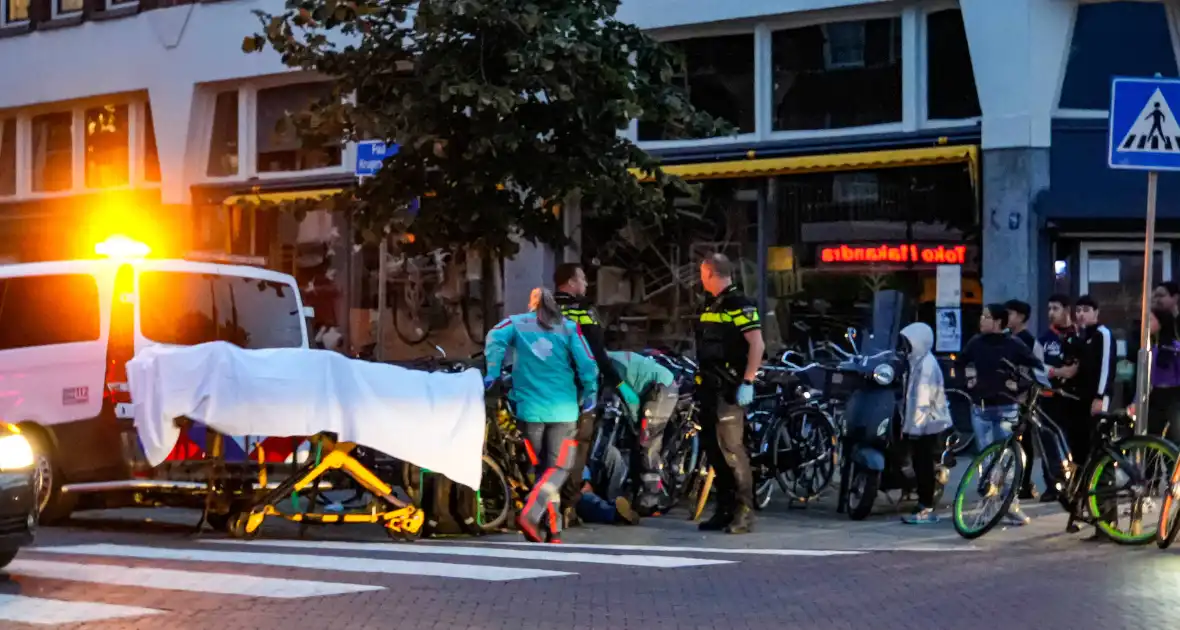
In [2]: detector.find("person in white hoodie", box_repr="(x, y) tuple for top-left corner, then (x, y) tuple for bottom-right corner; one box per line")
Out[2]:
(898, 322), (953, 525)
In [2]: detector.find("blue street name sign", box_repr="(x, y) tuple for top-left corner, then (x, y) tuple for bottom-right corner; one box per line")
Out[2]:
(355, 140), (399, 176)
(1108, 76), (1180, 171)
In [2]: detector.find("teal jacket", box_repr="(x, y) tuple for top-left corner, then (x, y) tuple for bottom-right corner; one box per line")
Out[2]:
(485, 313), (599, 424)
(608, 351), (675, 418)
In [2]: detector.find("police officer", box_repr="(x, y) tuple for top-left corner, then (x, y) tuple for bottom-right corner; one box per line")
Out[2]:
(695, 254), (764, 534)
(552, 263), (639, 526)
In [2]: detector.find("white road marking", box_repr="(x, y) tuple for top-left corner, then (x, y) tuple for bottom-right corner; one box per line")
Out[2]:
(6, 559), (384, 598)
(32, 544), (572, 581)
(477, 541), (865, 555)
(0, 594), (162, 625)
(482, 541), (979, 554)
(203, 539), (735, 568)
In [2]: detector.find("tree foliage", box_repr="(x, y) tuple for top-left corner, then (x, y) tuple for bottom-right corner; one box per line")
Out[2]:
(245, 0), (729, 258)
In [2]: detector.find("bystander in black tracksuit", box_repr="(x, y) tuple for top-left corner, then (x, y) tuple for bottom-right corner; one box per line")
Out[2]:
(1072, 296), (1116, 461)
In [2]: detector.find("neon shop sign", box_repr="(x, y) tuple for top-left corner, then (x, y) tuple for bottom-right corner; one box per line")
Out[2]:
(818, 243), (968, 265)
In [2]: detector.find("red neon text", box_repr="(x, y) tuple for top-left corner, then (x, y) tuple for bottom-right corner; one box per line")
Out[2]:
(819, 244), (967, 265)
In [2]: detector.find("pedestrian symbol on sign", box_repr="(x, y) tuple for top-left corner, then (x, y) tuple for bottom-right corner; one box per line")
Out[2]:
(1117, 88), (1180, 153)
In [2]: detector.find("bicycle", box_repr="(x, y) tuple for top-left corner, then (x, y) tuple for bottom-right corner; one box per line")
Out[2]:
(953, 367), (1178, 543)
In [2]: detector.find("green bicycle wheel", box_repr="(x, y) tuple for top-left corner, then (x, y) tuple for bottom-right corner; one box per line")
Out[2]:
(953, 439), (1023, 540)
(1087, 436), (1178, 545)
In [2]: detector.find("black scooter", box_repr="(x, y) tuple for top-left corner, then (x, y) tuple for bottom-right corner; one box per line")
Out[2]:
(835, 292), (957, 520)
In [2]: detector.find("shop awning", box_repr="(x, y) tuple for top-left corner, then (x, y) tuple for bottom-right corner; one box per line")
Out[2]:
(222, 188), (344, 206)
(631, 144), (978, 183)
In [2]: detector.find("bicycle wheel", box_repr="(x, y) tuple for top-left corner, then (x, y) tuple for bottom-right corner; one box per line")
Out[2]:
(953, 439), (1024, 540)
(473, 455), (511, 533)
(1087, 436), (1178, 545)
(1158, 454), (1180, 548)
(772, 409), (837, 501)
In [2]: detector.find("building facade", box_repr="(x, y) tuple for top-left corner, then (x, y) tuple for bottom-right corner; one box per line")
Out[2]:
(0, 0), (1175, 356)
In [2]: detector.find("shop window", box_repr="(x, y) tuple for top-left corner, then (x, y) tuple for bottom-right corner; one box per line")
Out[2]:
(31, 112), (73, 193)
(926, 9), (980, 120)
(143, 103), (161, 182)
(85, 104), (130, 189)
(772, 17), (902, 131)
(256, 82), (343, 173)
(56, 0), (81, 13)
(1060, 2), (1178, 110)
(0, 119), (14, 197)
(4, 0), (29, 22)
(0, 275), (101, 350)
(637, 34), (756, 140)
(206, 90), (239, 177)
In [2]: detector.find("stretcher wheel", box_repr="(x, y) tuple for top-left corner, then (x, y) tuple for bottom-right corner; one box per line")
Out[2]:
(229, 512), (263, 540)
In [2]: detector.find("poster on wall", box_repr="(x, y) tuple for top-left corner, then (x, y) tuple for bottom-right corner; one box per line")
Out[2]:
(935, 264), (961, 307)
(936, 308), (961, 353)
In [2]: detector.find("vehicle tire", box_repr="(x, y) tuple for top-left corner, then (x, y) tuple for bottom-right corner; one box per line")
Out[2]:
(952, 440), (1023, 540)
(1088, 436), (1178, 545)
(205, 511), (234, 533)
(24, 427), (74, 525)
(0, 550), (16, 570)
(847, 465), (880, 521)
(1158, 452), (1180, 549)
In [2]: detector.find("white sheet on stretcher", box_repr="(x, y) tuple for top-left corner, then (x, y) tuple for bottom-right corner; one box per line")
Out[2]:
(127, 342), (485, 489)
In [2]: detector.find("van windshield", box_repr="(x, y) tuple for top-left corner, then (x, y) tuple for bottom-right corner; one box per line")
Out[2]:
(138, 271), (303, 349)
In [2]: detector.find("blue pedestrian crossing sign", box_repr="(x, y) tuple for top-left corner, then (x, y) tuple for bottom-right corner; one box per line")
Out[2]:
(1109, 76), (1180, 171)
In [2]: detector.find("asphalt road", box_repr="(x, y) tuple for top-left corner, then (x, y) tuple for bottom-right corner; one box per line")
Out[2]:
(1, 496), (1176, 630)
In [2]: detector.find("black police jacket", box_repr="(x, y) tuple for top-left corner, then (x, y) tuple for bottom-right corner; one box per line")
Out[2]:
(695, 285), (761, 387)
(554, 291), (622, 388)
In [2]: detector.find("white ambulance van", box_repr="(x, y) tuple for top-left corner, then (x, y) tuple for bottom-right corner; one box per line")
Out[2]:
(0, 236), (310, 523)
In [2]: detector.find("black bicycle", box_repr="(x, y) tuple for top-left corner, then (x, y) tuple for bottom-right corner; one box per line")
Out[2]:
(953, 367), (1178, 544)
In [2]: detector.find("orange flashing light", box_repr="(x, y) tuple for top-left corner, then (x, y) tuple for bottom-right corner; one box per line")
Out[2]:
(95, 235), (151, 259)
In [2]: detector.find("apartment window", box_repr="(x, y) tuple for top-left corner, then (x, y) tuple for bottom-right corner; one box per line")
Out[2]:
(1060, 2), (1178, 110)
(256, 83), (342, 173)
(144, 103), (161, 182)
(637, 34), (756, 141)
(772, 18), (902, 131)
(206, 91), (239, 177)
(57, 0), (82, 14)
(0, 119), (13, 197)
(31, 112), (73, 193)
(4, 0), (29, 22)
(926, 9), (980, 120)
(85, 104), (130, 188)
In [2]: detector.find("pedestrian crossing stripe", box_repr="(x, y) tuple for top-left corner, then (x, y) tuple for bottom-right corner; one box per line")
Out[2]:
(1116, 87), (1180, 154)
(0, 594), (162, 626)
(202, 538), (736, 568)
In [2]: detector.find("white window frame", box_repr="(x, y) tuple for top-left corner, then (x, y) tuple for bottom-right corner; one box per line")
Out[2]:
(916, 1), (983, 129)
(106, 0), (139, 10)
(193, 73), (353, 186)
(1078, 240), (1173, 292)
(6, 94), (160, 201)
(51, 0), (84, 18)
(0, 0), (31, 27)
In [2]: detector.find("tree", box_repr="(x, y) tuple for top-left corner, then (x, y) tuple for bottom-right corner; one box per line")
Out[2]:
(244, 0), (730, 259)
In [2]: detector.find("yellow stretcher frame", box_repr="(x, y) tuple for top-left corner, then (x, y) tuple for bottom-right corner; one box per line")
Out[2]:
(225, 434), (424, 540)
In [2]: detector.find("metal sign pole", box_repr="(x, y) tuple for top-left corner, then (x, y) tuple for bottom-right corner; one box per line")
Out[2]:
(1135, 170), (1159, 436)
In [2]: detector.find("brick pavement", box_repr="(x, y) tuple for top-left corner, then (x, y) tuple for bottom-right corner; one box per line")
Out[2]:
(0, 505), (1176, 630)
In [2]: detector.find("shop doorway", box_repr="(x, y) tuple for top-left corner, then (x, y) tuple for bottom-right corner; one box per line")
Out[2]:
(1078, 241), (1171, 369)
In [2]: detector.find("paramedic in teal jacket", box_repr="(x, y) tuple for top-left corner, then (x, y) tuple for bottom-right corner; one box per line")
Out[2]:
(606, 351), (679, 514)
(485, 288), (599, 543)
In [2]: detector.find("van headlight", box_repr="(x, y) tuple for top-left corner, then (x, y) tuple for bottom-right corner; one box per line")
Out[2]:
(872, 364), (895, 385)
(0, 434), (33, 470)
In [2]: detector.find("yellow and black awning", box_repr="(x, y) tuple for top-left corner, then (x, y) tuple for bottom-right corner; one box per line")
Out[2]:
(630, 144), (978, 184)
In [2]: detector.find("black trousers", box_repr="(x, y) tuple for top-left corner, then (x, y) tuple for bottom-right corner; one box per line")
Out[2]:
(698, 389), (753, 512)
(907, 434), (938, 507)
(559, 409), (597, 510)
(1147, 386), (1180, 444)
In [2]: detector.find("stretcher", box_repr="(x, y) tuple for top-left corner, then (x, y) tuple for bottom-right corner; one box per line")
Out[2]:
(126, 342), (486, 540)
(225, 432), (423, 540)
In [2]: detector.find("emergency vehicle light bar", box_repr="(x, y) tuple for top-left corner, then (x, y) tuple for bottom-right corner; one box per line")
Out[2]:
(183, 251), (268, 267)
(95, 236), (150, 259)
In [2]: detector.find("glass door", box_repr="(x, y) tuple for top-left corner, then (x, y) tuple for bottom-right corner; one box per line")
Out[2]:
(1078, 242), (1171, 379)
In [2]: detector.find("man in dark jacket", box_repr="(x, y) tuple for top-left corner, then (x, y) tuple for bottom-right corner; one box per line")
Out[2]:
(1072, 295), (1117, 458)
(1034, 294), (1083, 502)
(552, 263), (637, 526)
(1005, 298), (1039, 499)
